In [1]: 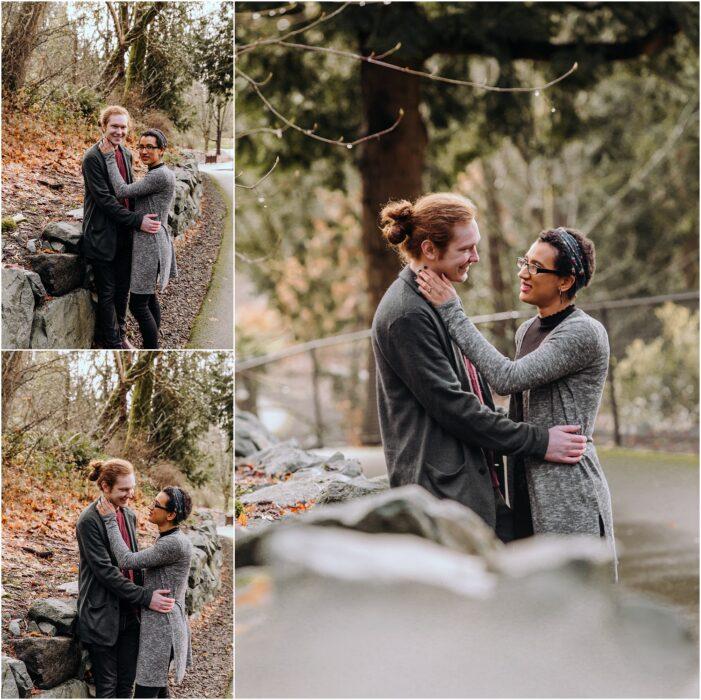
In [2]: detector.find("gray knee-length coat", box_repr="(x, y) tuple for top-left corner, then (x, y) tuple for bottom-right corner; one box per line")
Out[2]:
(103, 151), (177, 294)
(101, 515), (193, 686)
(437, 301), (618, 579)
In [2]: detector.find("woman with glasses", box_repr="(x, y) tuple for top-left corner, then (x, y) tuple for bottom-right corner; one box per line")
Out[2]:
(99, 129), (177, 348)
(97, 487), (193, 697)
(417, 227), (616, 578)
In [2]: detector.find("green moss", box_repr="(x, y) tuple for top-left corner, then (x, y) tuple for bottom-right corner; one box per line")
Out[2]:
(2, 217), (17, 232)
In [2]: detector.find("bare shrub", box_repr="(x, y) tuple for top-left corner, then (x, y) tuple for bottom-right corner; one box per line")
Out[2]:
(149, 461), (188, 489)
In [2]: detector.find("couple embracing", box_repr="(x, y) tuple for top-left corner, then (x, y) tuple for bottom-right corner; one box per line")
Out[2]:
(372, 193), (616, 577)
(76, 458), (194, 697)
(81, 105), (177, 349)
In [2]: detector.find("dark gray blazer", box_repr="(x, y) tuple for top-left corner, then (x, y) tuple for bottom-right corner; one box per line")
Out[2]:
(76, 500), (150, 646)
(80, 142), (142, 262)
(371, 266), (549, 528)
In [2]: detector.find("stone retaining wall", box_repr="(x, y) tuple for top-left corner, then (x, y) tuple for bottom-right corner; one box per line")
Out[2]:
(235, 415), (699, 697)
(2, 511), (222, 698)
(1, 154), (202, 349)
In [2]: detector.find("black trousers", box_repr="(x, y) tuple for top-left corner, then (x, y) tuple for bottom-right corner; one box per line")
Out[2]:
(494, 487), (516, 544)
(86, 612), (140, 698)
(133, 644), (173, 697)
(90, 238), (132, 348)
(129, 293), (161, 349)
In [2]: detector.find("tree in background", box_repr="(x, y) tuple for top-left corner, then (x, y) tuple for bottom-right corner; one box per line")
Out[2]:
(1, 1), (232, 133)
(238, 2), (694, 315)
(2, 351), (233, 504)
(1, 2), (49, 99)
(192, 1), (233, 155)
(236, 2), (698, 441)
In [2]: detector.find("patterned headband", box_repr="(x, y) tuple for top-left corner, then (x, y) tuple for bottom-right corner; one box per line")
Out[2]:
(143, 128), (167, 149)
(168, 488), (185, 520)
(554, 227), (586, 280)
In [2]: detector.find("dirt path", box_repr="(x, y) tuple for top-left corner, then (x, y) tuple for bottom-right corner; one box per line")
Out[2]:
(187, 168), (233, 349)
(172, 536), (233, 698)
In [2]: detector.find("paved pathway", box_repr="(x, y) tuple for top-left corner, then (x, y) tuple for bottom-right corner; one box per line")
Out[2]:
(188, 165), (233, 349)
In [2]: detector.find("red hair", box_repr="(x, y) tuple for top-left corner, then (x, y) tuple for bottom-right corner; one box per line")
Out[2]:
(381, 193), (477, 261)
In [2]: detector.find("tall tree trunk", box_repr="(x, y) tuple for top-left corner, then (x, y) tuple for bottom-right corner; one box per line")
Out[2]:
(481, 159), (514, 355)
(124, 33), (147, 98)
(99, 2), (163, 98)
(96, 352), (153, 445)
(358, 61), (426, 444)
(1, 352), (29, 431)
(1, 2), (48, 99)
(126, 353), (155, 447)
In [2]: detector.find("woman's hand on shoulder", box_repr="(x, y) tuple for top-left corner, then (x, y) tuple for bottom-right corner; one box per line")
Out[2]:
(96, 496), (117, 517)
(416, 268), (458, 306)
(99, 137), (115, 155)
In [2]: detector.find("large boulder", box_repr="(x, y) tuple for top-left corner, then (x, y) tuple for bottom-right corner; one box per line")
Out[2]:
(236, 526), (697, 698)
(184, 514), (223, 616)
(244, 442), (361, 479)
(41, 222), (82, 254)
(28, 599), (77, 636)
(56, 581), (79, 596)
(27, 254), (84, 296)
(265, 525), (496, 598)
(37, 678), (90, 698)
(235, 411), (278, 457)
(2, 267), (36, 348)
(241, 472), (385, 509)
(236, 485), (502, 568)
(12, 637), (79, 689)
(168, 156), (202, 237)
(1, 656), (33, 698)
(30, 288), (94, 349)
(316, 475), (388, 505)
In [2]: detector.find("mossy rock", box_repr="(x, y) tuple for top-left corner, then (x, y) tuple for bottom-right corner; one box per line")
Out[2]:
(2, 217), (17, 232)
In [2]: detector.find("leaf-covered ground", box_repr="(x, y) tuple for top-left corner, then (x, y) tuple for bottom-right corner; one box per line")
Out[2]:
(234, 460), (314, 528)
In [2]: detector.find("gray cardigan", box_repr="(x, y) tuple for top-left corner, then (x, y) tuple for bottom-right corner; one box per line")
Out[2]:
(437, 300), (617, 577)
(101, 515), (193, 686)
(104, 151), (177, 294)
(372, 266), (549, 529)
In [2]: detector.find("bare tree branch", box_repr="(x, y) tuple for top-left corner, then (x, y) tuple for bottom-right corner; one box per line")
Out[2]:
(275, 40), (579, 93)
(237, 65), (404, 148)
(235, 156), (280, 189)
(236, 2), (352, 57)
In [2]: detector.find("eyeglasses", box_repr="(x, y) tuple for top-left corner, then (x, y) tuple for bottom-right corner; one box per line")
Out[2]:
(516, 257), (560, 276)
(151, 501), (170, 511)
(137, 145), (160, 151)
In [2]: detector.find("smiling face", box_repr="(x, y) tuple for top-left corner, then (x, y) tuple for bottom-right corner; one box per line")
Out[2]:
(518, 240), (574, 307)
(137, 135), (164, 167)
(148, 491), (175, 526)
(102, 473), (135, 508)
(102, 113), (129, 148)
(424, 219), (480, 283)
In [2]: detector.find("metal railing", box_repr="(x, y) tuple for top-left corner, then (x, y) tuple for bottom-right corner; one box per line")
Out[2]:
(235, 291), (699, 449)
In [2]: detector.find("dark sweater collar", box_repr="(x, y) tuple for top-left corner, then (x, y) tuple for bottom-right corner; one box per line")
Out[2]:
(538, 304), (576, 330)
(148, 162), (165, 171)
(159, 526), (179, 538)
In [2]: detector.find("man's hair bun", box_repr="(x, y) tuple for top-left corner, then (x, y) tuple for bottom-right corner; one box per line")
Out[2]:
(380, 200), (414, 246)
(88, 460), (104, 481)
